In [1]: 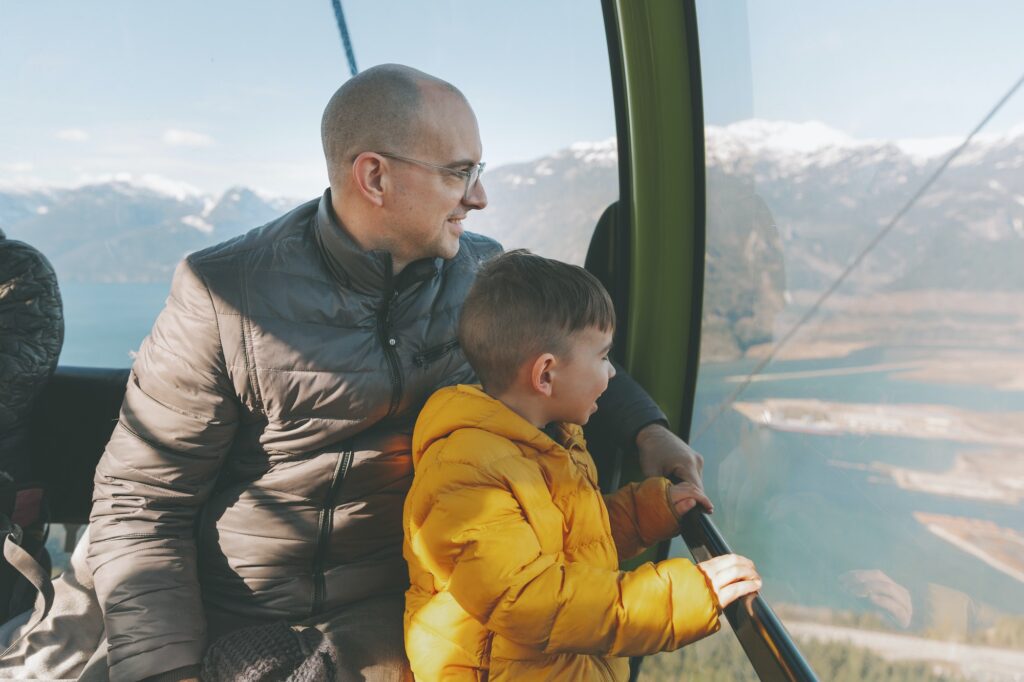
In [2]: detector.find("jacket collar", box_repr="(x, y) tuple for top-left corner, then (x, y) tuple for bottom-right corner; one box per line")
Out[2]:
(315, 189), (441, 297)
(412, 385), (586, 467)
(545, 421), (587, 453)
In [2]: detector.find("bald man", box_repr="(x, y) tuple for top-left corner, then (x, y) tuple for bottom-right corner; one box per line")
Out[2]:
(56, 65), (700, 681)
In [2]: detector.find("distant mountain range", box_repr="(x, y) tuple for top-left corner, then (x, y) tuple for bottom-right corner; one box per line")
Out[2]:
(0, 182), (299, 283)
(705, 120), (1024, 293)
(4, 120), (1023, 357)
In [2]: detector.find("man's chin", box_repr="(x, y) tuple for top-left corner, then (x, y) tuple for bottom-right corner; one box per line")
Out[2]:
(440, 237), (462, 260)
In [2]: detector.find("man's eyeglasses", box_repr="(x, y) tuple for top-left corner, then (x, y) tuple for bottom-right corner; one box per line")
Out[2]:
(375, 152), (485, 201)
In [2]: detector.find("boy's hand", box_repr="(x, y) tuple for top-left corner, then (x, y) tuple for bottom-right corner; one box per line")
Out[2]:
(669, 480), (714, 515)
(696, 554), (762, 610)
(636, 423), (705, 489)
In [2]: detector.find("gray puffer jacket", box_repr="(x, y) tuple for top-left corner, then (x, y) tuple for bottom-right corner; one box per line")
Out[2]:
(88, 191), (499, 681)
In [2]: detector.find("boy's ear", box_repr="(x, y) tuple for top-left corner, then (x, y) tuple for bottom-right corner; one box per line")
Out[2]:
(530, 353), (557, 397)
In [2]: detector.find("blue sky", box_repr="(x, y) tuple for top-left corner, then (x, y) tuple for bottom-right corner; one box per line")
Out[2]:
(2, 1), (1023, 197)
(699, 0), (1024, 138)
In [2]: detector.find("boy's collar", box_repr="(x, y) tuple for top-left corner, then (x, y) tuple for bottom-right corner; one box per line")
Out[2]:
(439, 385), (586, 453)
(542, 421), (587, 452)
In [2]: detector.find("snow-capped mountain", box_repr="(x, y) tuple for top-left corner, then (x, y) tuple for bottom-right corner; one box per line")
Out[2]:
(0, 181), (302, 283)
(4, 120), (1024, 356)
(468, 137), (619, 265)
(704, 120), (1024, 293)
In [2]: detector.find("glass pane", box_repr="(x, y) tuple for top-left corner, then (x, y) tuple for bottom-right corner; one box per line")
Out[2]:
(686, 1), (1024, 680)
(0, 1), (616, 367)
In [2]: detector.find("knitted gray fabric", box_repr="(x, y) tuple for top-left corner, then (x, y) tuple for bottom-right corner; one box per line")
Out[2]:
(200, 620), (339, 682)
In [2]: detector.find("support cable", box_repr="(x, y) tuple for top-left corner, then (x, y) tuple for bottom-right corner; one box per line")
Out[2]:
(330, 0), (359, 77)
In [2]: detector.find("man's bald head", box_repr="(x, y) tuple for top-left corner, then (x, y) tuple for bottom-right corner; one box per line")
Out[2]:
(321, 64), (466, 186)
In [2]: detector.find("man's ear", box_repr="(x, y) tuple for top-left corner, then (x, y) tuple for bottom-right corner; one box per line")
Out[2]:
(530, 353), (557, 397)
(350, 152), (386, 207)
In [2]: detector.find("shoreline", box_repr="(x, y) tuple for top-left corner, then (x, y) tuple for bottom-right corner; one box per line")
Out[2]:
(787, 621), (1024, 681)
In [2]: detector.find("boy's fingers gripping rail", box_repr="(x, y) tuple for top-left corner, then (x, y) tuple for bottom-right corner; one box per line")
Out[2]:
(696, 554), (762, 610)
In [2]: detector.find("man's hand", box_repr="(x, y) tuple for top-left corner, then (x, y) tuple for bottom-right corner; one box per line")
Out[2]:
(636, 423), (710, 510)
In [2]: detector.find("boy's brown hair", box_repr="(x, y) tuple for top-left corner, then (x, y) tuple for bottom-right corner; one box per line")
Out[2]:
(458, 249), (615, 394)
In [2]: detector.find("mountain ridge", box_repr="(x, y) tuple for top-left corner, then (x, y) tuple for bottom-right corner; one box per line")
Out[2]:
(5, 120), (1023, 357)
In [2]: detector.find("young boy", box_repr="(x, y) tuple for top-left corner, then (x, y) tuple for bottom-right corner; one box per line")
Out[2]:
(403, 250), (761, 681)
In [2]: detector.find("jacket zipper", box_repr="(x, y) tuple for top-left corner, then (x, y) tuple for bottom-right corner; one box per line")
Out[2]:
(480, 631), (495, 682)
(311, 449), (354, 616)
(378, 274), (404, 417)
(595, 655), (616, 677)
(567, 446), (602, 492)
(412, 339), (460, 368)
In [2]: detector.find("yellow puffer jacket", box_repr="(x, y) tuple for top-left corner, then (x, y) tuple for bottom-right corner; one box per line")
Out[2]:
(403, 385), (720, 681)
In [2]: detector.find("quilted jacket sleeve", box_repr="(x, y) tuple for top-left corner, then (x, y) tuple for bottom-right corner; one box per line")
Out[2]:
(88, 258), (239, 682)
(0, 232), (64, 482)
(407, 447), (719, 658)
(603, 477), (681, 562)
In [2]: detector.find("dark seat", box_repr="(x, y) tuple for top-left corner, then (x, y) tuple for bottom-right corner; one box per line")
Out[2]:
(28, 367), (129, 524)
(584, 201), (633, 494)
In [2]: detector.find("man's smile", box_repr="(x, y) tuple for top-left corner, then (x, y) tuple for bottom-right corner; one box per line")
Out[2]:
(447, 214), (466, 232)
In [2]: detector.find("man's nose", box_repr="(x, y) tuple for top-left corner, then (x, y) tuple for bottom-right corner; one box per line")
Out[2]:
(608, 362), (616, 380)
(464, 178), (487, 210)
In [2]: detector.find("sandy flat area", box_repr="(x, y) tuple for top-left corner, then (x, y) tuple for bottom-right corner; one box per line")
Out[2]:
(869, 450), (1024, 505)
(726, 360), (923, 383)
(733, 398), (1024, 447)
(746, 289), (1024, 369)
(788, 621), (1024, 681)
(914, 513), (1024, 584)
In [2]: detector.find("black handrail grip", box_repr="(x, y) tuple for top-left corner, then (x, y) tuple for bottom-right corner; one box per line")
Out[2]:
(679, 508), (819, 682)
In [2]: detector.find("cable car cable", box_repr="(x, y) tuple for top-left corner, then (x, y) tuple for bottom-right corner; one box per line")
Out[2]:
(330, 0), (358, 77)
(692, 68), (1024, 442)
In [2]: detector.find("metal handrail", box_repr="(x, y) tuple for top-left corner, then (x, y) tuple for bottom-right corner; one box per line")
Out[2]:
(678, 509), (820, 682)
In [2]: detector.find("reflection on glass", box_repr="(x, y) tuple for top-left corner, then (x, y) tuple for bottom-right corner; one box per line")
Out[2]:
(654, 1), (1024, 679)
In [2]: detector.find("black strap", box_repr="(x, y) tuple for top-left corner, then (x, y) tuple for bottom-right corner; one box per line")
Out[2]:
(0, 529), (54, 658)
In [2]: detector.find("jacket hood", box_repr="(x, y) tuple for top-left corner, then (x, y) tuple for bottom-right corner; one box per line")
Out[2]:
(412, 384), (584, 467)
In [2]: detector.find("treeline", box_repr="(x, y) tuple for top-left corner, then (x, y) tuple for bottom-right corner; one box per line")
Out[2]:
(638, 632), (964, 682)
(775, 602), (1024, 649)
(964, 615), (1024, 649)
